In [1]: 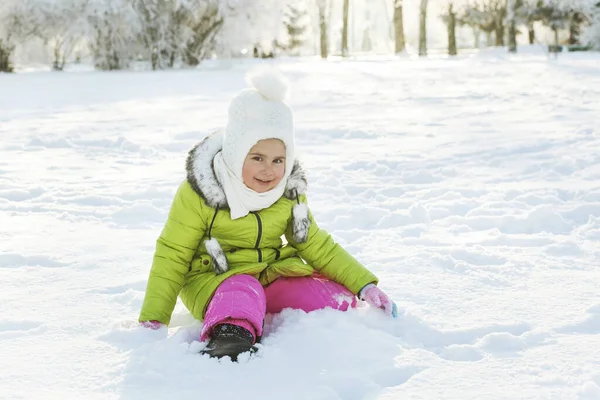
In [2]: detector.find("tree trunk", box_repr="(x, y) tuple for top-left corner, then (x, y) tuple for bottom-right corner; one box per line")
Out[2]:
(495, 18), (505, 46)
(111, 50), (120, 71)
(184, 16), (223, 66)
(418, 0), (428, 56)
(393, 0), (406, 53)
(568, 19), (579, 44)
(508, 20), (516, 52)
(362, 28), (372, 51)
(151, 49), (158, 70)
(318, 1), (328, 59)
(473, 26), (480, 48)
(528, 23), (535, 44)
(0, 40), (15, 73)
(341, 0), (349, 56)
(448, 3), (457, 55)
(53, 43), (61, 71)
(507, 0), (516, 52)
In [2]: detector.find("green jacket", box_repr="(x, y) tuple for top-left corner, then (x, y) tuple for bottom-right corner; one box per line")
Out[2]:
(139, 132), (378, 324)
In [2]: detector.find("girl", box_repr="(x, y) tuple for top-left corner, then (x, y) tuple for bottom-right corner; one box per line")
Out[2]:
(139, 69), (396, 361)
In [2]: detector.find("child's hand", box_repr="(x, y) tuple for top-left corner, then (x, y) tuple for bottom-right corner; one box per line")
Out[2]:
(359, 284), (397, 317)
(140, 320), (164, 330)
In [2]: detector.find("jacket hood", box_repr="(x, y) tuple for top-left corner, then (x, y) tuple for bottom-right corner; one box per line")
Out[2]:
(185, 131), (308, 208)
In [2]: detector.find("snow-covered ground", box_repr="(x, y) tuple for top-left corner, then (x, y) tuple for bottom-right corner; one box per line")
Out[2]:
(1, 48), (600, 399)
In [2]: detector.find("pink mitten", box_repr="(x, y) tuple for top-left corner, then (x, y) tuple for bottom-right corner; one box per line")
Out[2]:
(140, 320), (163, 330)
(359, 284), (396, 317)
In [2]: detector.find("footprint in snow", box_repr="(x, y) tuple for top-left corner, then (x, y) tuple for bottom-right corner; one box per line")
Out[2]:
(0, 253), (66, 268)
(554, 304), (600, 335)
(391, 310), (531, 349)
(0, 320), (46, 340)
(385, 309), (549, 360)
(89, 280), (147, 294)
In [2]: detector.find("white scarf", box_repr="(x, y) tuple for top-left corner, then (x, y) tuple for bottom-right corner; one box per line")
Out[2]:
(213, 151), (288, 220)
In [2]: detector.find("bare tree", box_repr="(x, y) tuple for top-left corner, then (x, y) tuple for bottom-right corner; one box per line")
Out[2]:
(316, 0), (328, 58)
(459, 0), (508, 47)
(517, 0), (540, 44)
(490, 0), (506, 45)
(458, 3), (484, 47)
(537, 1), (569, 50)
(394, 0), (406, 52)
(507, 0), (517, 52)
(446, 3), (458, 55)
(341, 0), (350, 56)
(419, 0), (428, 56)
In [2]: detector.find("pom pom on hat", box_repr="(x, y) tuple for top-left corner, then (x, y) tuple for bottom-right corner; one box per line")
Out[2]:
(246, 68), (290, 101)
(222, 67), (295, 179)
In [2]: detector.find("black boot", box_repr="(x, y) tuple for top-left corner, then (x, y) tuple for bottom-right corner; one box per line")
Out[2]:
(200, 323), (257, 361)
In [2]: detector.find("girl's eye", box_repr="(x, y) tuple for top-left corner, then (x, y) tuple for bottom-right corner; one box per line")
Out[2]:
(252, 156), (262, 162)
(274, 159), (283, 164)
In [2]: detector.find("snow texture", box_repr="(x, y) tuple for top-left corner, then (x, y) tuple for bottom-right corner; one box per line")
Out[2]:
(1, 49), (600, 399)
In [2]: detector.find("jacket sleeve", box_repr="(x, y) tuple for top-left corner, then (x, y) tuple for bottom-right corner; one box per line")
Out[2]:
(285, 194), (378, 295)
(139, 180), (207, 324)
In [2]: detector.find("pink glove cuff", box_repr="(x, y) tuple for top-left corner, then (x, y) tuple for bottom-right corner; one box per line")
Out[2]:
(359, 283), (377, 300)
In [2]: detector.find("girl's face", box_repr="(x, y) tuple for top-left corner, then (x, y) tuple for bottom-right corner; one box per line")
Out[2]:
(242, 139), (286, 193)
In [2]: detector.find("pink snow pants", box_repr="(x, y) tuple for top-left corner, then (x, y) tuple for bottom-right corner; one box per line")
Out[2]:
(199, 274), (357, 343)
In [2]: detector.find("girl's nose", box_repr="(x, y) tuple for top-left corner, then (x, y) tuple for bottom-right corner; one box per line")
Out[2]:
(262, 164), (274, 176)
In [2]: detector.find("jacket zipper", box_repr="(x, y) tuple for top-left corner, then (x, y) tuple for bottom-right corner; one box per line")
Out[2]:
(251, 211), (263, 262)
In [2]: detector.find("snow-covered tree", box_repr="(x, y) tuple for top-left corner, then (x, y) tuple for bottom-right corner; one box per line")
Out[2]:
(581, 0), (600, 48)
(213, 0), (288, 60)
(179, 1), (224, 65)
(130, 0), (216, 69)
(536, 0), (573, 48)
(0, 0), (40, 72)
(33, 0), (87, 70)
(132, 0), (173, 69)
(86, 0), (140, 70)
(282, 2), (310, 55)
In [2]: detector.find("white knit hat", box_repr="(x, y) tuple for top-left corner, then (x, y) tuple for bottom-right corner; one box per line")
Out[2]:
(222, 68), (295, 179)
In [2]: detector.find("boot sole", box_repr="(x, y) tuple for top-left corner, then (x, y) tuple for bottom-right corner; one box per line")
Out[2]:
(201, 344), (258, 362)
